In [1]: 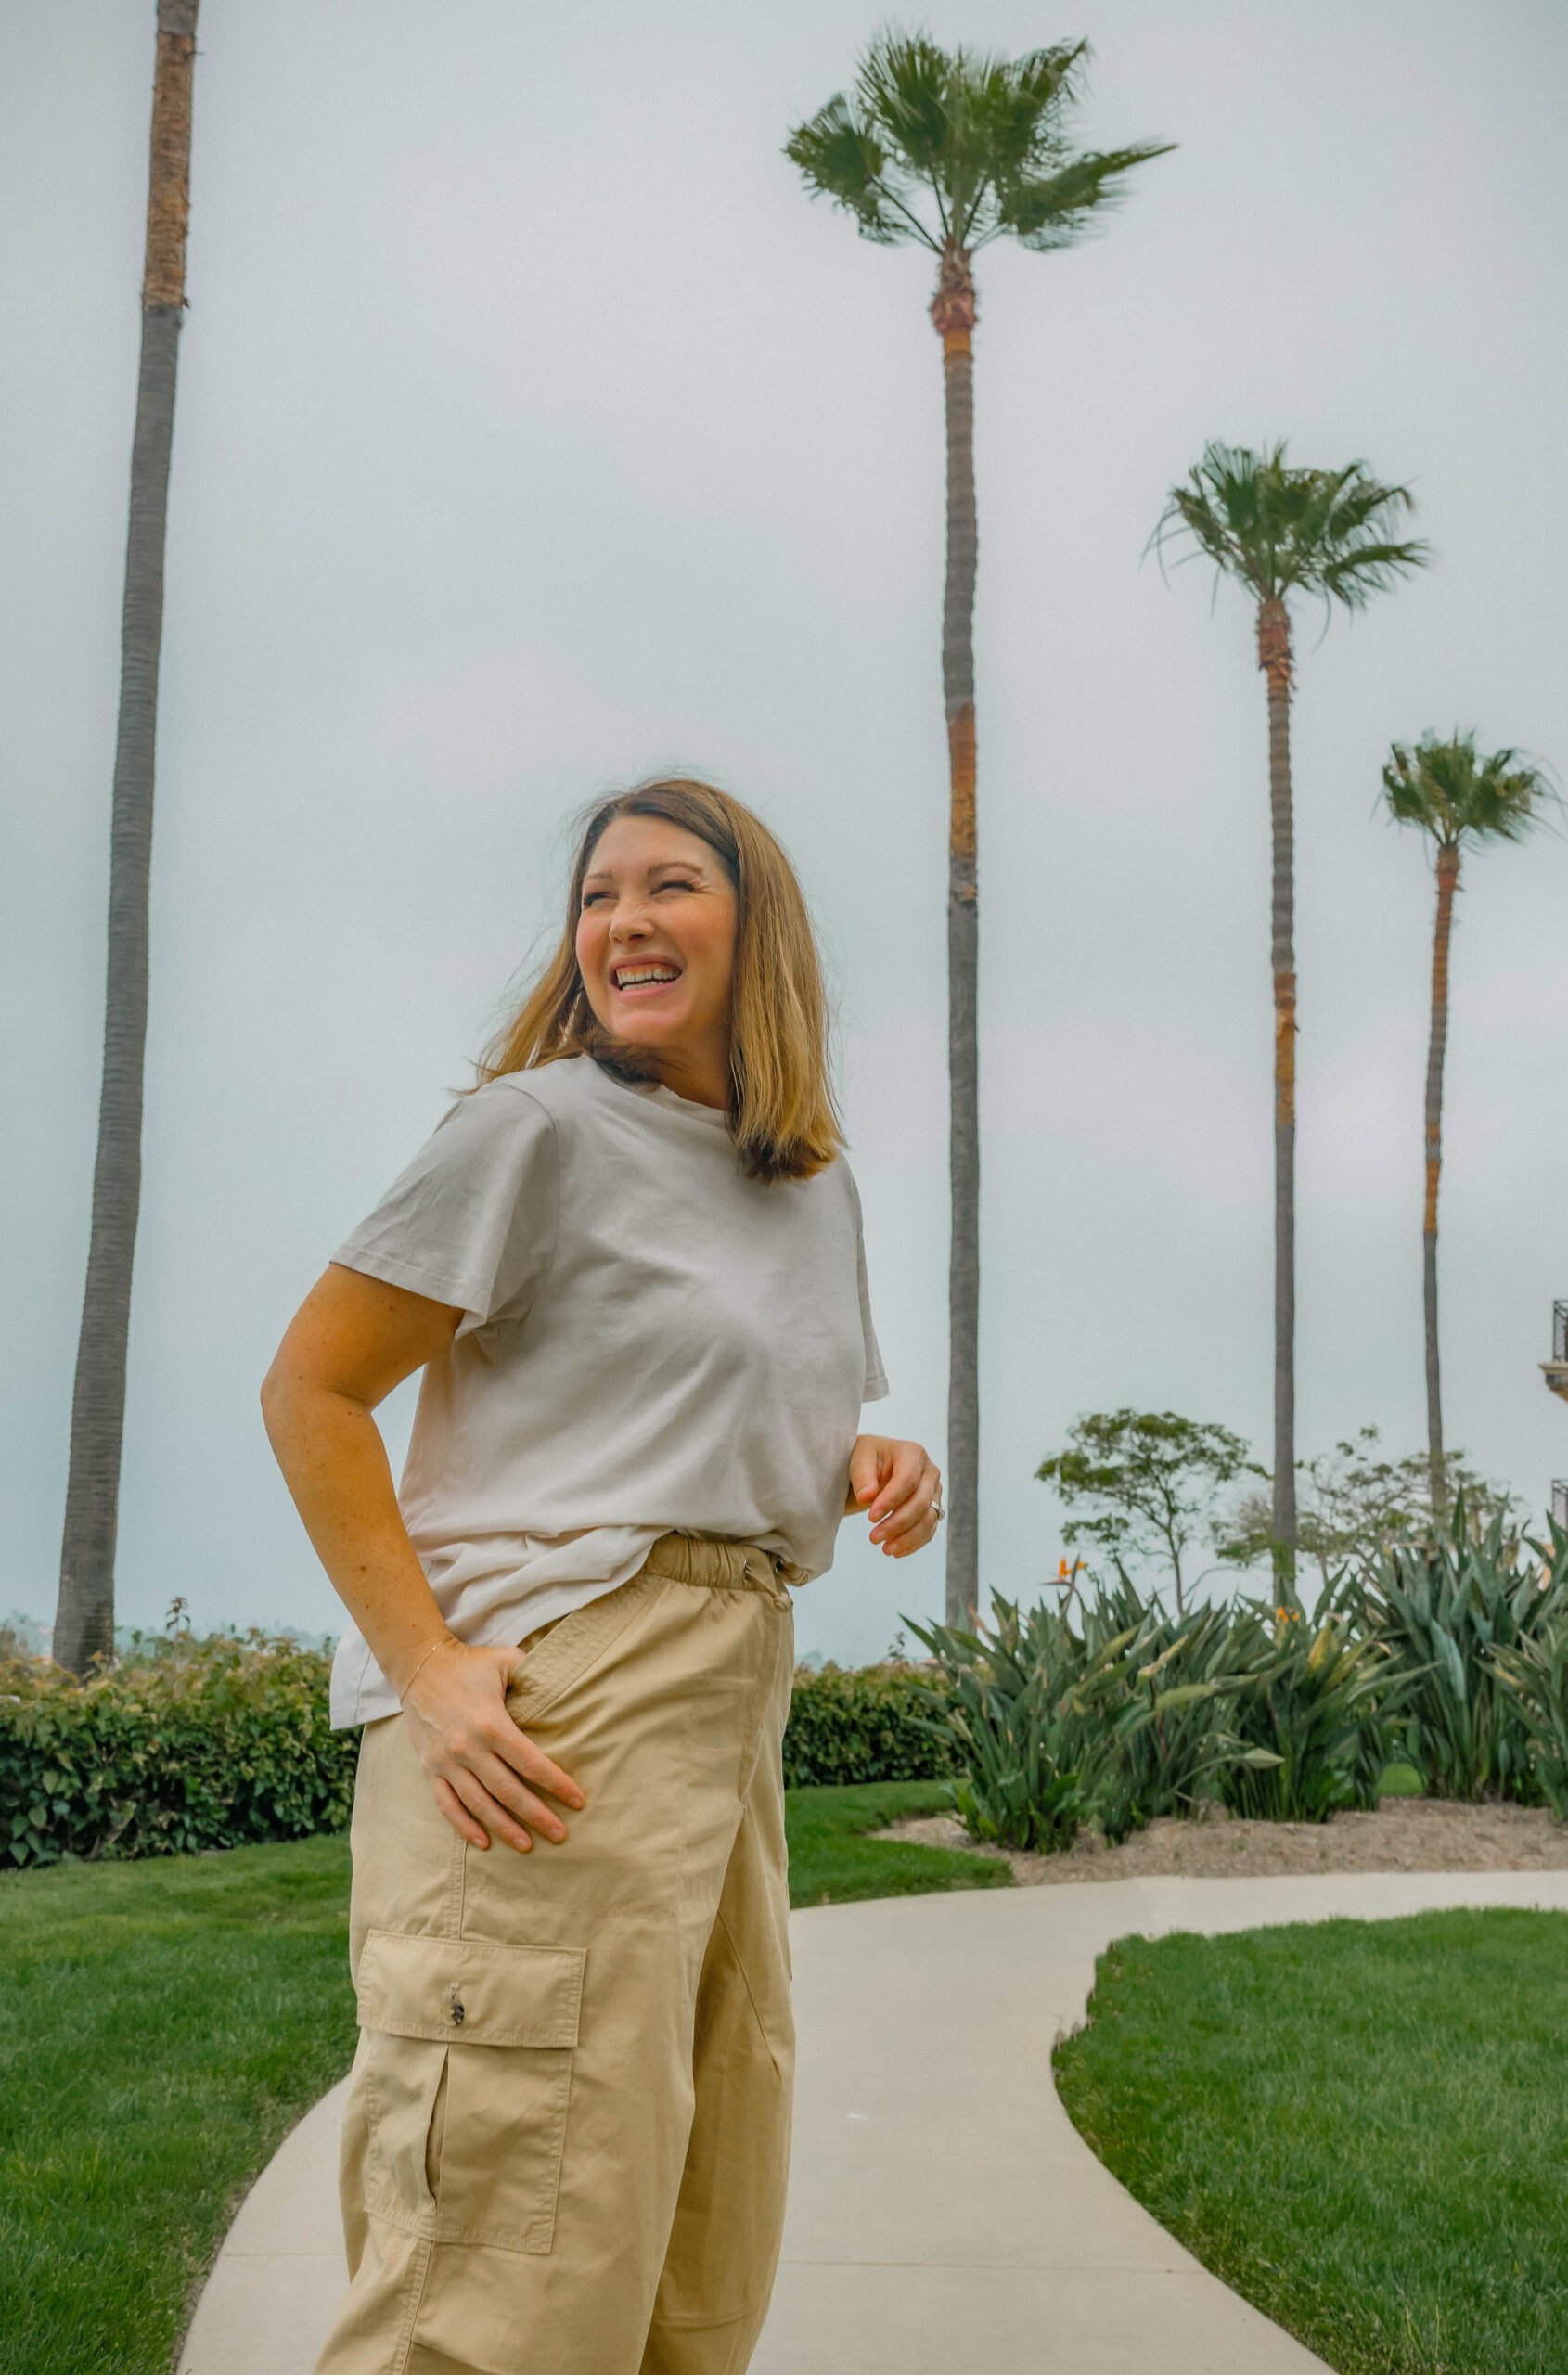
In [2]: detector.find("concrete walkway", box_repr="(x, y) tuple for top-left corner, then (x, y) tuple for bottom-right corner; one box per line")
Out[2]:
(178, 1868), (1568, 2373)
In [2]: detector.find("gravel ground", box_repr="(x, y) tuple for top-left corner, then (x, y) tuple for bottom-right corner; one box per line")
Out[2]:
(871, 1797), (1568, 1886)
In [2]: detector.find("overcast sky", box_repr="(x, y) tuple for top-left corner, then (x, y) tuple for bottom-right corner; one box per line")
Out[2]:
(5, 0), (1566, 1663)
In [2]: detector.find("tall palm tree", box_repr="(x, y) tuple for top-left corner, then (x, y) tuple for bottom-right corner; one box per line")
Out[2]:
(1382, 730), (1556, 1515)
(1153, 442), (1430, 1588)
(786, 33), (1170, 1626)
(54, 0), (201, 1676)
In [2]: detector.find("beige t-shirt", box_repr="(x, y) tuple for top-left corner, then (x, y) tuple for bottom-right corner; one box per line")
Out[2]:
(326, 1052), (889, 1727)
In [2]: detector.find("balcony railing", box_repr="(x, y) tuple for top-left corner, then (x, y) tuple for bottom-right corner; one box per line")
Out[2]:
(1546, 1302), (1568, 1401)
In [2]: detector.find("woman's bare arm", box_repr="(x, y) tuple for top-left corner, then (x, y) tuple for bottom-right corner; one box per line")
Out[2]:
(260, 1265), (584, 1852)
(260, 1264), (459, 1689)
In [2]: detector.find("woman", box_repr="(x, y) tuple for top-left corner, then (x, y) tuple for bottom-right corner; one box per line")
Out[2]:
(261, 776), (942, 2375)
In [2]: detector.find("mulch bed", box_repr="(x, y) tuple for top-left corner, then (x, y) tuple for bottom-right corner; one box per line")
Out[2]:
(872, 1797), (1568, 1886)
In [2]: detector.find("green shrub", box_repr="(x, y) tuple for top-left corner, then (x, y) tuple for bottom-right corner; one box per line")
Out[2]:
(781, 1662), (955, 1788)
(1339, 1499), (1568, 1802)
(0, 1628), (359, 1869)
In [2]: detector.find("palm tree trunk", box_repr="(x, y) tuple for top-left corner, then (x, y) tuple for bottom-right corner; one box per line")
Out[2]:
(1256, 595), (1297, 1587)
(931, 243), (980, 1629)
(1423, 843), (1459, 1518)
(54, 0), (199, 1676)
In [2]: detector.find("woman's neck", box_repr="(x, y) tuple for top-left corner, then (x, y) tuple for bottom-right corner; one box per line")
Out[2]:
(648, 1048), (731, 1110)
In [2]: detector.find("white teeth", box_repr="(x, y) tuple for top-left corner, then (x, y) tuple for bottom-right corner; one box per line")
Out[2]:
(614, 967), (678, 987)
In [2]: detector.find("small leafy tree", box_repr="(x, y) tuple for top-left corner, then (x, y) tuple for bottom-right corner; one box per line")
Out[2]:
(1036, 1410), (1264, 1612)
(1224, 1425), (1522, 1588)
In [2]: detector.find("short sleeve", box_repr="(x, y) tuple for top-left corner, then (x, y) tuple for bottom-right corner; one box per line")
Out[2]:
(329, 1079), (559, 1342)
(847, 1167), (890, 1403)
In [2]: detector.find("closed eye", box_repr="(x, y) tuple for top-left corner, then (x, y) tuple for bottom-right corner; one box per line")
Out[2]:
(582, 877), (698, 906)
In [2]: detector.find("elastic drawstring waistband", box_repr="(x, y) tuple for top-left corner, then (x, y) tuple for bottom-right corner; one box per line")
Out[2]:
(505, 1531), (799, 1723)
(639, 1531), (802, 1610)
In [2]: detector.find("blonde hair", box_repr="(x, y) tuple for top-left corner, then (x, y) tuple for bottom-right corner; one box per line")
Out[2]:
(459, 777), (844, 1183)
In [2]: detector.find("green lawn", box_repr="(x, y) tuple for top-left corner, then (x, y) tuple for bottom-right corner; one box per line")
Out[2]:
(0, 1778), (998, 2375)
(1054, 1908), (1568, 2375)
(785, 1778), (1011, 1906)
(0, 1832), (355, 2375)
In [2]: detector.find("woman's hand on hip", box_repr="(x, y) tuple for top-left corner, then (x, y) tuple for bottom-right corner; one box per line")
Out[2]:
(845, 1434), (943, 1556)
(398, 1637), (585, 1854)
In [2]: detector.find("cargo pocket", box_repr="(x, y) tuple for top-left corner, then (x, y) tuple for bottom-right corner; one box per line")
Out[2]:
(357, 1926), (585, 2254)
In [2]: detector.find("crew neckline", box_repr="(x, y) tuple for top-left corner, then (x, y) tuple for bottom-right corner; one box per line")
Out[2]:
(588, 1055), (732, 1130)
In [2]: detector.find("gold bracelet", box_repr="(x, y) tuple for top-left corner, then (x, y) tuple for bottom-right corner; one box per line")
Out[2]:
(399, 1634), (454, 1701)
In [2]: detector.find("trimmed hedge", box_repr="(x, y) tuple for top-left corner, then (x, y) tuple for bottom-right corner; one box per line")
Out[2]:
(782, 1662), (954, 1789)
(2, 1634), (950, 1869)
(1, 1632), (359, 1868)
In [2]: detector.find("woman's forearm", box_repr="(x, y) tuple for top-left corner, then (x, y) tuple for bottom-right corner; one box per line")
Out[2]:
(261, 1380), (452, 1695)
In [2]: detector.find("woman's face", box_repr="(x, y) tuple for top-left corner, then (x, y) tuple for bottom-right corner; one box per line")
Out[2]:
(575, 815), (739, 1094)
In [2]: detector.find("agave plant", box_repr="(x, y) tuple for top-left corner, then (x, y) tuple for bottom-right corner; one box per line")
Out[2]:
(1485, 1516), (1568, 1815)
(906, 1581), (1279, 1852)
(1341, 1495), (1568, 1801)
(1218, 1592), (1407, 1822)
(1113, 1596), (1280, 1830)
(904, 1594), (1131, 1851)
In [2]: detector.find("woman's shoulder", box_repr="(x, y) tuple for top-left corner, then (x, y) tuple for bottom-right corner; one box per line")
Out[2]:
(455, 1057), (593, 1126)
(820, 1146), (863, 1209)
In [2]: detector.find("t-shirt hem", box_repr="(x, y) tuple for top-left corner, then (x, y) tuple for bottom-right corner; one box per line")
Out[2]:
(327, 1556), (664, 1730)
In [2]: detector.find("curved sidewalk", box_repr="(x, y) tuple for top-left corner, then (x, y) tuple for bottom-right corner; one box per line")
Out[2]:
(178, 1868), (1568, 2373)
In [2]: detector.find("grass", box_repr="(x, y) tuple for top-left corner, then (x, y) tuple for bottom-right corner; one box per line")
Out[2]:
(786, 1778), (1011, 1905)
(0, 1778), (997, 2375)
(0, 1832), (356, 2375)
(1054, 1907), (1568, 2375)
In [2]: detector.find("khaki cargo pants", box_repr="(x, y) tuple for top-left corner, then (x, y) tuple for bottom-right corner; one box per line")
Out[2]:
(313, 1533), (799, 2375)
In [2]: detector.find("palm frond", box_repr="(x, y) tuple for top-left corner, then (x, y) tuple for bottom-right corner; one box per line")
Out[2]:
(994, 140), (1176, 250)
(783, 90), (932, 248)
(1317, 533), (1433, 608)
(790, 30), (1166, 265)
(1152, 439), (1431, 615)
(1149, 443), (1278, 597)
(1382, 730), (1561, 850)
(855, 32), (958, 177)
(968, 39), (1088, 173)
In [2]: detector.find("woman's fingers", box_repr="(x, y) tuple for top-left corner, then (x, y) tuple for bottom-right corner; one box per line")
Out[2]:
(443, 1763), (539, 1855)
(866, 1446), (921, 1533)
(470, 1747), (572, 1844)
(870, 1458), (943, 1555)
(405, 1641), (590, 1849)
(867, 1453), (932, 1533)
(431, 1771), (501, 1851)
(498, 1725), (586, 1812)
(427, 1720), (585, 1852)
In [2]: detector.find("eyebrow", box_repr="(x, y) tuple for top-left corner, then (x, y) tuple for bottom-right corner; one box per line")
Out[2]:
(581, 859), (702, 886)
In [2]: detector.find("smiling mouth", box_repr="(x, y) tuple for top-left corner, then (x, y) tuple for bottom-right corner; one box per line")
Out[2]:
(611, 965), (682, 995)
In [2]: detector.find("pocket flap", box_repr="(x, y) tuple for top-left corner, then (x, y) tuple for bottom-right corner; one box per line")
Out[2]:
(357, 1928), (585, 2048)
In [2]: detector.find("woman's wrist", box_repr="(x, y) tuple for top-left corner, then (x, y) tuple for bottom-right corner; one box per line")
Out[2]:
(392, 1629), (460, 1701)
